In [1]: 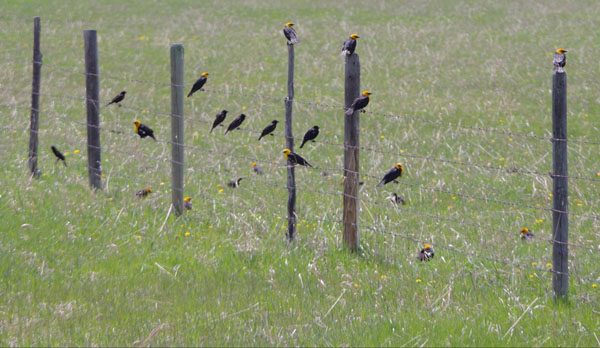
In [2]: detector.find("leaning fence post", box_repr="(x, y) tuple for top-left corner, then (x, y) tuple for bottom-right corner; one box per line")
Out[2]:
(552, 65), (568, 299)
(170, 44), (185, 215)
(285, 43), (296, 241)
(343, 53), (360, 251)
(28, 17), (42, 178)
(83, 30), (102, 190)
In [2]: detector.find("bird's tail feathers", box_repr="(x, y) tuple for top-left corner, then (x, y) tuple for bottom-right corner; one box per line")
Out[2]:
(344, 108), (354, 116)
(376, 181), (384, 188)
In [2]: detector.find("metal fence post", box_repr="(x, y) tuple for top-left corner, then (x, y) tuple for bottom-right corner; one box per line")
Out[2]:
(285, 43), (296, 242)
(170, 44), (185, 215)
(83, 30), (102, 190)
(28, 17), (42, 178)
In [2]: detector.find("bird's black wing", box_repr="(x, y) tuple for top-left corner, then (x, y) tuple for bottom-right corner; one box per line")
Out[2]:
(210, 112), (226, 133)
(187, 76), (207, 98)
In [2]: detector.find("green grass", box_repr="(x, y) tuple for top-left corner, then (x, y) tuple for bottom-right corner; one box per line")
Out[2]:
(1, 0), (600, 345)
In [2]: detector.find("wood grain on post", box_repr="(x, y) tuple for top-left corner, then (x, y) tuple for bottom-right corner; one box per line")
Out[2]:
(170, 44), (185, 216)
(552, 71), (568, 300)
(285, 43), (296, 241)
(83, 30), (102, 190)
(28, 17), (42, 178)
(343, 53), (360, 251)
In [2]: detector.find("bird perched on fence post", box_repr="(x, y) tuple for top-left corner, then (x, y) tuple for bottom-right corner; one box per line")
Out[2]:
(134, 120), (156, 140)
(258, 120), (278, 140)
(341, 34), (359, 56)
(520, 227), (534, 241)
(210, 110), (228, 133)
(227, 178), (243, 188)
(283, 22), (300, 45)
(377, 162), (403, 187)
(106, 91), (126, 107)
(136, 187), (152, 197)
(283, 148), (312, 167)
(299, 126), (319, 148)
(225, 114), (246, 134)
(187, 72), (208, 98)
(184, 196), (192, 210)
(50, 145), (67, 166)
(417, 244), (435, 261)
(252, 162), (264, 175)
(553, 48), (567, 73)
(345, 90), (371, 116)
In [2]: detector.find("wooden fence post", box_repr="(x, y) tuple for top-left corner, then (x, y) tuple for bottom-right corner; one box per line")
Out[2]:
(552, 70), (568, 300)
(83, 30), (102, 190)
(28, 17), (42, 178)
(285, 43), (296, 241)
(343, 54), (360, 251)
(170, 44), (185, 215)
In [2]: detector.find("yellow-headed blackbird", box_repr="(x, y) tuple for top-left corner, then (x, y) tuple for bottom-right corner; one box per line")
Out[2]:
(184, 196), (192, 210)
(258, 120), (278, 140)
(283, 148), (312, 167)
(134, 120), (156, 140)
(390, 192), (406, 205)
(520, 227), (534, 241)
(252, 162), (264, 175)
(345, 90), (371, 116)
(106, 91), (126, 107)
(210, 110), (228, 133)
(283, 22), (300, 45)
(417, 244), (434, 261)
(227, 178), (243, 188)
(299, 126), (319, 148)
(377, 162), (403, 187)
(553, 48), (567, 73)
(341, 34), (359, 56)
(51, 145), (67, 166)
(136, 187), (152, 197)
(187, 72), (208, 98)
(225, 114), (246, 134)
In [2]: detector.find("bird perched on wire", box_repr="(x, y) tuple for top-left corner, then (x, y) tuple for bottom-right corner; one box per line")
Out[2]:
(210, 110), (228, 133)
(299, 126), (319, 148)
(106, 91), (126, 107)
(136, 187), (152, 197)
(520, 227), (534, 241)
(225, 114), (246, 134)
(345, 90), (371, 116)
(252, 162), (264, 175)
(341, 34), (359, 56)
(184, 196), (192, 210)
(227, 178), (243, 188)
(417, 244), (435, 262)
(553, 48), (567, 73)
(134, 120), (156, 140)
(187, 72), (208, 98)
(50, 145), (67, 166)
(258, 120), (278, 140)
(283, 148), (312, 167)
(377, 162), (403, 187)
(390, 192), (406, 205)
(283, 22), (300, 45)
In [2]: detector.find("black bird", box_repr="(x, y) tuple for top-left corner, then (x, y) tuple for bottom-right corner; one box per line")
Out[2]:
(390, 192), (406, 205)
(283, 148), (312, 167)
(520, 228), (534, 241)
(210, 110), (228, 133)
(134, 120), (156, 140)
(227, 178), (243, 188)
(106, 91), (126, 107)
(252, 162), (264, 175)
(51, 145), (67, 166)
(417, 244), (435, 262)
(299, 126), (319, 148)
(345, 90), (371, 116)
(258, 120), (278, 140)
(187, 72), (208, 98)
(376, 162), (403, 187)
(283, 22), (300, 45)
(225, 114), (246, 134)
(136, 187), (152, 197)
(341, 34), (359, 56)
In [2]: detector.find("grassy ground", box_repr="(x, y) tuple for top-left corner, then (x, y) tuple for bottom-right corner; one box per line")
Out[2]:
(1, 0), (599, 345)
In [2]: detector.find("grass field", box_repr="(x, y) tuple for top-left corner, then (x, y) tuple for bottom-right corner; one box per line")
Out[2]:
(1, 0), (599, 345)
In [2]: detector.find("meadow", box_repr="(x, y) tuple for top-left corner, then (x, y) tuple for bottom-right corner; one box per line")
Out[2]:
(1, 0), (599, 345)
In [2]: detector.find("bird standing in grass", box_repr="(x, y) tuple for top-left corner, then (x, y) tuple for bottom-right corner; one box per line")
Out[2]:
(210, 110), (228, 133)
(283, 22), (299, 45)
(417, 244), (435, 261)
(553, 48), (567, 73)
(252, 162), (264, 175)
(134, 120), (156, 140)
(106, 91), (126, 107)
(184, 197), (192, 210)
(258, 120), (278, 140)
(225, 114), (246, 134)
(50, 145), (67, 166)
(227, 178), (243, 188)
(377, 162), (403, 187)
(136, 187), (152, 197)
(283, 148), (312, 167)
(299, 126), (319, 148)
(520, 227), (534, 241)
(341, 34), (359, 56)
(187, 72), (208, 98)
(345, 90), (371, 116)
(390, 192), (406, 205)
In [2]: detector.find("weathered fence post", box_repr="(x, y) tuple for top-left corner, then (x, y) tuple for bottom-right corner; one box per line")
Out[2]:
(285, 43), (296, 241)
(83, 30), (102, 190)
(552, 69), (568, 299)
(170, 44), (185, 215)
(343, 54), (360, 251)
(28, 17), (42, 178)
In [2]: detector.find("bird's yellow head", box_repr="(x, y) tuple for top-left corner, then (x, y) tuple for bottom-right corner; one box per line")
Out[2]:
(282, 148), (291, 159)
(395, 162), (403, 171)
(424, 244), (432, 250)
(520, 227), (529, 235)
(251, 162), (257, 168)
(146, 188), (152, 194)
(350, 34), (359, 40)
(202, 72), (209, 77)
(134, 120), (141, 131)
(285, 22), (294, 27)
(184, 197), (191, 202)
(556, 48), (567, 54)
(362, 90), (372, 97)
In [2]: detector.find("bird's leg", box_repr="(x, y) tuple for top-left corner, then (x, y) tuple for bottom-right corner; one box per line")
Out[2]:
(118, 104), (122, 107)
(360, 109), (366, 113)
(393, 180), (399, 184)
